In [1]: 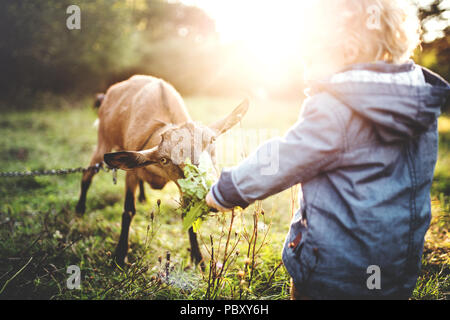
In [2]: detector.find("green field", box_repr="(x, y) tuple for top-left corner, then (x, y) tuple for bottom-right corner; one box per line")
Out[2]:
(0, 96), (448, 300)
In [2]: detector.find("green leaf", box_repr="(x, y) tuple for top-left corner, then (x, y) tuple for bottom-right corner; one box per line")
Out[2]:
(192, 218), (203, 233)
(182, 202), (204, 231)
(178, 156), (216, 232)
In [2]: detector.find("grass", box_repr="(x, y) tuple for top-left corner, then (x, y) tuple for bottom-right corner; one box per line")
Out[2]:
(412, 118), (450, 300)
(0, 96), (448, 300)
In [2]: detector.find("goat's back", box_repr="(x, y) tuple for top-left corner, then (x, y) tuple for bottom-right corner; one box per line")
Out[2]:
(98, 75), (191, 151)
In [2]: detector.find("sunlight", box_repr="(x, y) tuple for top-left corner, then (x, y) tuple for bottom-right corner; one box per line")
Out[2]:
(181, 0), (307, 66)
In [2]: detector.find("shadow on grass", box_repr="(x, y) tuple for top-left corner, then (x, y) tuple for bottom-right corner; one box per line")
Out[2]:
(0, 177), (50, 197)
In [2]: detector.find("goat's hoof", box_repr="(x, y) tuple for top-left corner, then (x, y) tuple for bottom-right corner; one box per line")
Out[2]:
(113, 247), (128, 269)
(138, 195), (146, 203)
(75, 203), (85, 215)
(191, 254), (205, 271)
(112, 255), (126, 269)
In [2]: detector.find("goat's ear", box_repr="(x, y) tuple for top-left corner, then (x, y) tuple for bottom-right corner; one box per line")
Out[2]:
(104, 148), (159, 171)
(209, 99), (249, 136)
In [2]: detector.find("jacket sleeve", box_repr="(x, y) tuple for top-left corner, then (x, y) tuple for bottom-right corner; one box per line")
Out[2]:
(210, 93), (346, 209)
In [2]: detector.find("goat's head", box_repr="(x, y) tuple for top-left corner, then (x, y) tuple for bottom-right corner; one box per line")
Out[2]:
(104, 99), (249, 182)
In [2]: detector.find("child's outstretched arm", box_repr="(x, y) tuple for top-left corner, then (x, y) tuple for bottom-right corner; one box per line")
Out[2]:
(207, 94), (346, 211)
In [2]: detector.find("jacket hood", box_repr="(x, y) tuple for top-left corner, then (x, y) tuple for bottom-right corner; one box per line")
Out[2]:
(312, 61), (450, 143)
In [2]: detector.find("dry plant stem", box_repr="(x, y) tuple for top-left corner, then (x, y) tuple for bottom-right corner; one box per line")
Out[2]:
(205, 235), (214, 299)
(223, 209), (235, 263)
(220, 236), (241, 276)
(205, 209), (238, 299)
(255, 220), (271, 256)
(0, 257), (33, 295)
(261, 261), (284, 294)
(212, 209), (236, 298)
(17, 266), (66, 290)
(249, 204), (261, 271)
(165, 251), (171, 284)
(216, 217), (226, 264)
(199, 234), (212, 257)
(249, 212), (258, 289)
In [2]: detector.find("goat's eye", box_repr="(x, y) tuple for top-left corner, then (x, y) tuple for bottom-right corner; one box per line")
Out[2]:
(160, 157), (169, 165)
(210, 137), (216, 143)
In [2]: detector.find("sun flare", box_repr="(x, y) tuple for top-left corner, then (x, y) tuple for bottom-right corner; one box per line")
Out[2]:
(182, 0), (308, 66)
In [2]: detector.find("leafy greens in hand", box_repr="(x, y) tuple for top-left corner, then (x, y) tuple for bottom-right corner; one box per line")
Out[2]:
(178, 155), (215, 232)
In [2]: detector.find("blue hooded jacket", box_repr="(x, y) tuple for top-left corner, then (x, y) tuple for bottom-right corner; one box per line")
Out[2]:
(210, 61), (450, 299)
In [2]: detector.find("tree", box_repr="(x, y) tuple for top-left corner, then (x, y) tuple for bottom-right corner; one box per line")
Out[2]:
(0, 0), (136, 105)
(414, 0), (450, 111)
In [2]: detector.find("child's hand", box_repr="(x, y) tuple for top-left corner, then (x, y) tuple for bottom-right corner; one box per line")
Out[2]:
(206, 191), (230, 212)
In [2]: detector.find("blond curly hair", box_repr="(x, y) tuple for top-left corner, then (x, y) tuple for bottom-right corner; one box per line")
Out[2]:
(316, 0), (422, 64)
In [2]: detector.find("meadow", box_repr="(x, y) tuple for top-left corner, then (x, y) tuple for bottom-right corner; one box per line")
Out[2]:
(0, 96), (448, 300)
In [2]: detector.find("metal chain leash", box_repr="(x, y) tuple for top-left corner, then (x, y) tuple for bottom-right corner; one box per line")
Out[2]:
(0, 162), (118, 184)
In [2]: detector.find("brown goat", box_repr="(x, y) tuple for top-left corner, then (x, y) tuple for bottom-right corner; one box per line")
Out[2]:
(76, 75), (249, 267)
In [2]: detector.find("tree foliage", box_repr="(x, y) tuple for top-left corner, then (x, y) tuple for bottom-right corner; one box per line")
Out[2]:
(416, 0), (450, 112)
(0, 0), (448, 109)
(0, 0), (137, 101)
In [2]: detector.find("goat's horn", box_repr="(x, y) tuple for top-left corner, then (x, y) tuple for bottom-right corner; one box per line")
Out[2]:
(153, 119), (170, 126)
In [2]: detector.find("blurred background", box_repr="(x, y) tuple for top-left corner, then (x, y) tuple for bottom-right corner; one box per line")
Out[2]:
(0, 0), (448, 110)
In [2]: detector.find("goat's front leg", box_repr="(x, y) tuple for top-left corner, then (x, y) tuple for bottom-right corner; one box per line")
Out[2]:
(188, 227), (205, 271)
(75, 167), (97, 215)
(114, 171), (138, 267)
(76, 145), (109, 215)
(138, 180), (146, 203)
